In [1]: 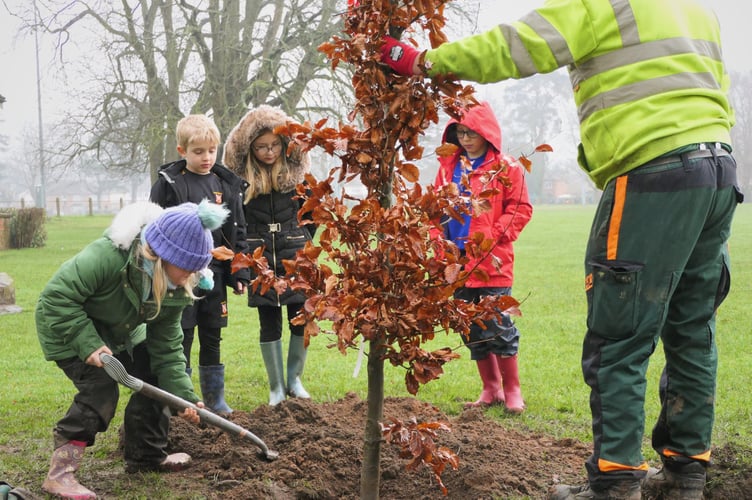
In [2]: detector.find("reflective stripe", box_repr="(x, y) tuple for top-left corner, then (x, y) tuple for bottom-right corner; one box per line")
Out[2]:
(598, 457), (649, 472)
(607, 176), (627, 260)
(611, 0), (639, 46)
(498, 24), (537, 77)
(578, 72), (721, 122)
(571, 38), (723, 88)
(566, 0), (726, 121)
(517, 11), (574, 68)
(662, 448), (712, 462)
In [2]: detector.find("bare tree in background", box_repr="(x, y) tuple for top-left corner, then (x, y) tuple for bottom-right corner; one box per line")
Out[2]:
(488, 70), (577, 203)
(19, 0), (347, 181)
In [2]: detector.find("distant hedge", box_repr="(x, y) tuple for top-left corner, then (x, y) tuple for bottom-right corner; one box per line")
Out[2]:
(9, 208), (47, 248)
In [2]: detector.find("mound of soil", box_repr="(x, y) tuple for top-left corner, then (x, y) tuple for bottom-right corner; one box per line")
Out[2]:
(92, 392), (752, 499)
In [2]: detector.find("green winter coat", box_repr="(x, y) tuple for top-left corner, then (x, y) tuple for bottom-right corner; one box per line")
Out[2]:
(35, 232), (199, 403)
(424, 0), (733, 189)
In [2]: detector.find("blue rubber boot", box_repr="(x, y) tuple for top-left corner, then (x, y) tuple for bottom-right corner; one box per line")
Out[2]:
(198, 364), (233, 414)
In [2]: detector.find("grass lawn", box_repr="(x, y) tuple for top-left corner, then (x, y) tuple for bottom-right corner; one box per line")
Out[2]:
(1, 203), (751, 484)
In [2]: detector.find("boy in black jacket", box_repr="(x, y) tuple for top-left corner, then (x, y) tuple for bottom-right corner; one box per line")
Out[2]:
(150, 114), (250, 414)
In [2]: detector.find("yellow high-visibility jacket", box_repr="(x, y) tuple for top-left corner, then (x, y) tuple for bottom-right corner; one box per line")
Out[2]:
(424, 0), (734, 189)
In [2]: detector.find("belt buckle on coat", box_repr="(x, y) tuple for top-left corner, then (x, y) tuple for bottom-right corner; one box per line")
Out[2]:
(268, 223), (281, 233)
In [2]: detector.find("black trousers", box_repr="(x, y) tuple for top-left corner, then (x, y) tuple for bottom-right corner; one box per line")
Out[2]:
(52, 342), (173, 468)
(257, 303), (304, 342)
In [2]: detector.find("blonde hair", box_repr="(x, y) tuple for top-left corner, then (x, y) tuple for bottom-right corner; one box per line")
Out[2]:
(243, 132), (296, 202)
(141, 244), (199, 319)
(176, 114), (221, 150)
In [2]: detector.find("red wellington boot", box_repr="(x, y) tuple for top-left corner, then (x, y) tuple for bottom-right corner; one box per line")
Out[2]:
(497, 354), (525, 414)
(464, 356), (505, 408)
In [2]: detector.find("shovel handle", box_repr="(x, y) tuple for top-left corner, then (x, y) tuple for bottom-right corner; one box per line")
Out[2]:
(100, 353), (279, 460)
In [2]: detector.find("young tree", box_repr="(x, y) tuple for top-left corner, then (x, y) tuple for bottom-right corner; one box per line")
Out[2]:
(234, 1), (548, 497)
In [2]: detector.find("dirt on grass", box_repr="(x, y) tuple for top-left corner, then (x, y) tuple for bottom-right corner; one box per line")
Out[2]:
(114, 392), (752, 499)
(13, 392), (752, 499)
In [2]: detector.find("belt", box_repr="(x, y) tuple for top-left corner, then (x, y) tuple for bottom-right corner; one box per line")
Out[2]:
(642, 143), (730, 169)
(249, 222), (299, 233)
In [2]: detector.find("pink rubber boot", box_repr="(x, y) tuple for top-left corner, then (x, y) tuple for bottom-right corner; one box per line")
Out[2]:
(497, 354), (525, 414)
(464, 356), (505, 408)
(42, 440), (97, 499)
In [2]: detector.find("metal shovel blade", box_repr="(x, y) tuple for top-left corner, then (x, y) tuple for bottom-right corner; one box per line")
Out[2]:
(100, 353), (279, 460)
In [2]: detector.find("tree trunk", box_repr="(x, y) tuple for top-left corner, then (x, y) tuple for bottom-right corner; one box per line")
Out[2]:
(360, 337), (386, 499)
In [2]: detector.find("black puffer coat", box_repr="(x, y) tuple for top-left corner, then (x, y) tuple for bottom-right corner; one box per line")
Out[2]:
(149, 159), (251, 288)
(223, 105), (315, 307)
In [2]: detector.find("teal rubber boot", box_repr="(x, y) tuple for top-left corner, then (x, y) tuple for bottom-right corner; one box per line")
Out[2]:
(260, 340), (287, 406)
(287, 335), (311, 399)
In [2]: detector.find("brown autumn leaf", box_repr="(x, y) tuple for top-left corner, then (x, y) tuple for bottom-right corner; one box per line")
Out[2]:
(211, 246), (234, 261)
(399, 162), (420, 183)
(435, 142), (459, 158)
(518, 155), (533, 172)
(535, 143), (554, 152)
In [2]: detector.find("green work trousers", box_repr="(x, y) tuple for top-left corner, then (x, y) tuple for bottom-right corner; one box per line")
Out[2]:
(581, 147), (741, 490)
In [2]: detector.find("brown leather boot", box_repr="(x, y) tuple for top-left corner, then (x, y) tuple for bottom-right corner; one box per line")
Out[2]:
(548, 480), (640, 499)
(41, 440), (97, 499)
(642, 461), (706, 499)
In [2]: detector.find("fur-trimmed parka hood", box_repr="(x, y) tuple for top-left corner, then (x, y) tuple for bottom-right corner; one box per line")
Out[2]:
(106, 201), (164, 250)
(222, 105), (310, 193)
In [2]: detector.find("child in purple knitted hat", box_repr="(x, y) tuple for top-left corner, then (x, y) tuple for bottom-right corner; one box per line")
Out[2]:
(35, 200), (227, 499)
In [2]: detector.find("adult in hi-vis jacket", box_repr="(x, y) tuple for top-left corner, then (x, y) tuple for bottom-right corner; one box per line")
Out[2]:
(380, 0), (742, 499)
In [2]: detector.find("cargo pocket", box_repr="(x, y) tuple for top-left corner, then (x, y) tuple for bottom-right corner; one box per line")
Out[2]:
(586, 258), (644, 340)
(714, 248), (731, 311)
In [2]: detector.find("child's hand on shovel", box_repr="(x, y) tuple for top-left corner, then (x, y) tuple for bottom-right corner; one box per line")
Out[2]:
(86, 345), (113, 367)
(179, 402), (204, 424)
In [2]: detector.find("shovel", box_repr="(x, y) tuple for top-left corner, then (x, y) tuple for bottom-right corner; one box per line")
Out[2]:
(100, 353), (279, 461)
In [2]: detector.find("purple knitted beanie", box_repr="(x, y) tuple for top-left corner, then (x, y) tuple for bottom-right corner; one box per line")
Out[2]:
(143, 201), (226, 271)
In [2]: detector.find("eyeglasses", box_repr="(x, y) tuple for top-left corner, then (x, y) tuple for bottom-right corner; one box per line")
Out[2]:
(456, 129), (479, 139)
(252, 141), (282, 153)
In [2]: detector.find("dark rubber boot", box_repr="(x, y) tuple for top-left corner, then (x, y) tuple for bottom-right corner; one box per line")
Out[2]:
(198, 364), (233, 414)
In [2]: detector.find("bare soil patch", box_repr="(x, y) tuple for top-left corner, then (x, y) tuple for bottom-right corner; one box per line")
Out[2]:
(17, 392), (752, 499)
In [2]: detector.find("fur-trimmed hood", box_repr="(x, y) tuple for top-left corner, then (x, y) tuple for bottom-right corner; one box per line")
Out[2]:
(106, 201), (164, 250)
(222, 105), (310, 193)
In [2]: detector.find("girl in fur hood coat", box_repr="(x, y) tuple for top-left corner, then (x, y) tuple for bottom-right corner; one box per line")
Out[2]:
(35, 200), (227, 499)
(223, 105), (317, 407)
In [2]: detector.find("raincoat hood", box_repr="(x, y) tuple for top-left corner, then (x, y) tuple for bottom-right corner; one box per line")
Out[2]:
(442, 101), (502, 153)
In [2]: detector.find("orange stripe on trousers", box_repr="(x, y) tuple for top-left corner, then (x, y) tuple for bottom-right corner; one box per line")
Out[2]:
(607, 176), (628, 260)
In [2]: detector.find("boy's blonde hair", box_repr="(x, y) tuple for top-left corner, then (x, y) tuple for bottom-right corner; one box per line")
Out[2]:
(176, 114), (221, 150)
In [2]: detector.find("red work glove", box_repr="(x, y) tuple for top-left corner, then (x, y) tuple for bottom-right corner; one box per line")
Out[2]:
(380, 36), (421, 76)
